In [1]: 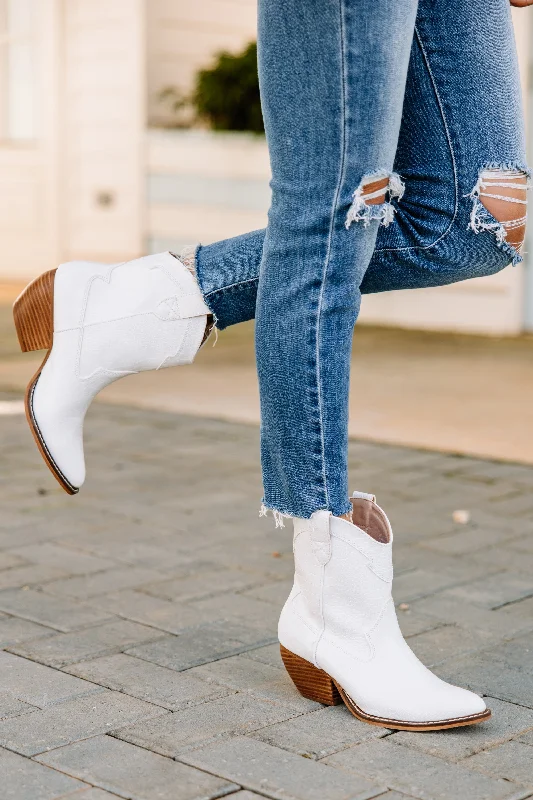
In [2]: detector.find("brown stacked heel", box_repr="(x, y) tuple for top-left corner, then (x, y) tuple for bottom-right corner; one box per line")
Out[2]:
(12, 269), (77, 495)
(13, 269), (56, 353)
(280, 645), (341, 705)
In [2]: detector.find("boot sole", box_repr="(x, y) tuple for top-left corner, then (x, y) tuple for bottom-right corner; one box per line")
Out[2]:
(13, 270), (78, 495)
(280, 644), (491, 731)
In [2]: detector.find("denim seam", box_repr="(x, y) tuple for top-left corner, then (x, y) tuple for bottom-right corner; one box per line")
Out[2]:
(204, 276), (259, 298)
(313, 0), (348, 513)
(193, 246), (219, 323)
(374, 25), (459, 255)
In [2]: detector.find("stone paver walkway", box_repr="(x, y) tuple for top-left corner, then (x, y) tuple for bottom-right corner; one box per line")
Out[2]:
(1, 395), (533, 799)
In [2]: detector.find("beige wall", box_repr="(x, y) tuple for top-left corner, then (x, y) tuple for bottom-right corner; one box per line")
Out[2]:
(0, 0), (146, 279)
(60, 0), (145, 263)
(147, 0), (257, 126)
(0, 0), (61, 279)
(147, 129), (269, 254)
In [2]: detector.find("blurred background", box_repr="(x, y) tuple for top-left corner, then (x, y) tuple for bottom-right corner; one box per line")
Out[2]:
(0, 0), (532, 462)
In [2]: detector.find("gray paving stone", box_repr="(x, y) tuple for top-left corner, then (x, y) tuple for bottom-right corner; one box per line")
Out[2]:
(0, 506), (131, 548)
(189, 592), (281, 631)
(0, 564), (67, 591)
(42, 567), (165, 599)
(8, 542), (113, 575)
(67, 790), (120, 800)
(0, 551), (27, 571)
(407, 624), (493, 667)
(396, 607), (443, 639)
(1, 746), (87, 799)
(199, 536), (294, 579)
(324, 739), (530, 800)
(57, 537), (197, 571)
(393, 698), (533, 760)
(391, 569), (477, 604)
(9, 619), (168, 667)
(128, 620), (277, 671)
(471, 545), (533, 576)
(190, 653), (319, 712)
(435, 632), (533, 707)
(241, 643), (285, 669)
(439, 573), (533, 610)
(0, 615), (54, 646)
(448, 460), (533, 486)
(463, 741), (533, 786)
(115, 692), (298, 756)
(393, 545), (503, 584)
(0, 587), (113, 632)
(0, 688), (166, 755)
(5, 396), (533, 793)
(55, 525), (159, 554)
(369, 795), (418, 800)
(508, 536), (533, 555)
(242, 580), (293, 606)
(0, 696), (36, 720)
(251, 705), (387, 759)
(487, 491), (533, 518)
(0, 651), (100, 707)
(380, 503), (459, 543)
(88, 588), (211, 633)
(492, 595), (533, 633)
(37, 734), (239, 800)
(142, 567), (260, 602)
(420, 524), (517, 558)
(418, 525), (521, 556)
(65, 653), (232, 710)
(180, 736), (386, 800)
(409, 594), (533, 639)
(226, 794), (276, 800)
(0, 520), (58, 548)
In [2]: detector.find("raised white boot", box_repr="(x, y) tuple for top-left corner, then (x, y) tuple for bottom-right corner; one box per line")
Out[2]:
(13, 252), (211, 494)
(279, 492), (490, 730)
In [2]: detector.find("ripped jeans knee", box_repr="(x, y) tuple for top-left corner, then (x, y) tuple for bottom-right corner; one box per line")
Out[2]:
(345, 171), (405, 230)
(467, 165), (530, 265)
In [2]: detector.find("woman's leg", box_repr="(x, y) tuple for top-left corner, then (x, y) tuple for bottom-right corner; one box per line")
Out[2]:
(259, 0), (507, 729)
(195, 0), (528, 327)
(253, 0), (418, 520)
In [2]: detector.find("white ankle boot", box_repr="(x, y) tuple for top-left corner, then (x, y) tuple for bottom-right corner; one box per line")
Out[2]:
(279, 492), (490, 730)
(13, 252), (210, 493)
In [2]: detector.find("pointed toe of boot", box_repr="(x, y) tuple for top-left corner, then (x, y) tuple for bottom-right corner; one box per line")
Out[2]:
(30, 400), (86, 494)
(437, 684), (488, 724)
(30, 362), (87, 495)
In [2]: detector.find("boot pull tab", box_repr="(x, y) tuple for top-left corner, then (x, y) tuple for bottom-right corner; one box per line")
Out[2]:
(351, 491), (376, 503)
(310, 510), (332, 565)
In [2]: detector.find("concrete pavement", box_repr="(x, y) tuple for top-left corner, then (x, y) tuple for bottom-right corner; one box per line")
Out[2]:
(1, 399), (533, 798)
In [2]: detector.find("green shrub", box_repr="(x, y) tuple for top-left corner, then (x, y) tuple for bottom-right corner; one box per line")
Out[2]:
(193, 42), (264, 133)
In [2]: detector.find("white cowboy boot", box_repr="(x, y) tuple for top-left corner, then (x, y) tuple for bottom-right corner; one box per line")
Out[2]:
(13, 252), (211, 494)
(279, 492), (490, 730)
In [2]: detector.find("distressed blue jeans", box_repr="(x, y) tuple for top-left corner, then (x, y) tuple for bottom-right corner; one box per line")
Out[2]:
(195, 0), (528, 520)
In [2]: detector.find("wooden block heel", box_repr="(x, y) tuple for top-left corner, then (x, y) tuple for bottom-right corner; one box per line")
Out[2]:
(13, 269), (56, 353)
(280, 645), (342, 705)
